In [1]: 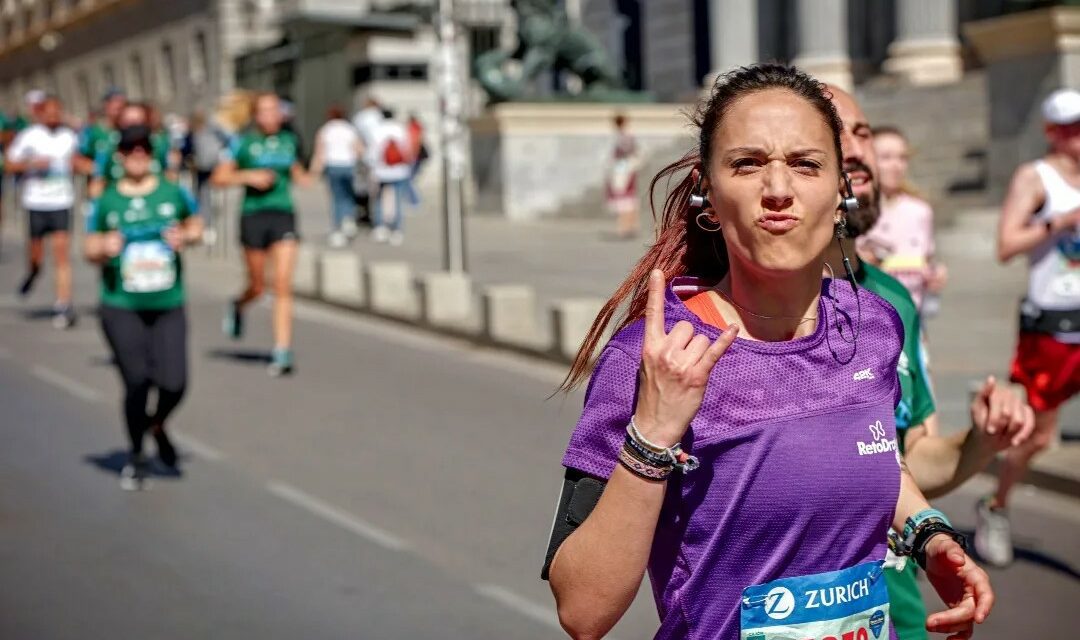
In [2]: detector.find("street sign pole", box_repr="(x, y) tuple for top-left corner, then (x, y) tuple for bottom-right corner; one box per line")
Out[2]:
(437, 0), (467, 273)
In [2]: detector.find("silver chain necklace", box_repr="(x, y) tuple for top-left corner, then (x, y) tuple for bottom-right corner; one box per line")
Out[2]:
(713, 287), (818, 325)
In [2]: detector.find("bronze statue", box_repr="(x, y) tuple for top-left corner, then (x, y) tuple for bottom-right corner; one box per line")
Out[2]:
(474, 0), (626, 102)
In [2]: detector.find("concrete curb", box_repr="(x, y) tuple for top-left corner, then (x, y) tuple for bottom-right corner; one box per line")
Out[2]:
(278, 243), (1080, 501)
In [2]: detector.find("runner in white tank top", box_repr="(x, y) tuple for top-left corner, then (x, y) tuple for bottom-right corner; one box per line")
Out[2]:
(977, 88), (1080, 567)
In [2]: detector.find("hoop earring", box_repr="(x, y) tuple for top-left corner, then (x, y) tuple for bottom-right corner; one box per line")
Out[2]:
(834, 216), (848, 239)
(696, 211), (722, 233)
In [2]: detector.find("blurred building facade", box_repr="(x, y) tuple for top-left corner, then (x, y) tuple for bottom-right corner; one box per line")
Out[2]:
(0, 0), (284, 117)
(0, 1), (1033, 122)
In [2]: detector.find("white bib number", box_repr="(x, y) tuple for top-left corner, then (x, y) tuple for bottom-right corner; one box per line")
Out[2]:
(121, 240), (175, 293)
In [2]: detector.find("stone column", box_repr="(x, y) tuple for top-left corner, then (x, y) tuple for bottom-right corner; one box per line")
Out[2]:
(709, 0), (758, 76)
(883, 0), (961, 86)
(791, 0), (852, 91)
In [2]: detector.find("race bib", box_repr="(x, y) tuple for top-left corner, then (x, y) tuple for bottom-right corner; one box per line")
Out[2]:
(35, 176), (72, 201)
(741, 561), (890, 640)
(121, 240), (175, 293)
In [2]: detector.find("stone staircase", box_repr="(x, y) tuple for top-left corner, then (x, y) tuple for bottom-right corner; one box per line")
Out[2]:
(540, 71), (993, 222)
(856, 71), (992, 222)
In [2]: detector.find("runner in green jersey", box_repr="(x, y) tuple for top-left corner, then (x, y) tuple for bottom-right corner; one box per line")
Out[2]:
(89, 102), (178, 198)
(826, 85), (1035, 640)
(84, 125), (203, 490)
(212, 93), (314, 376)
(76, 87), (125, 176)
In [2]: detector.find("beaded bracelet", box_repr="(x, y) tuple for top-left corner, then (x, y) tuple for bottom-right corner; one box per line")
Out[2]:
(618, 444), (673, 481)
(626, 417), (700, 473)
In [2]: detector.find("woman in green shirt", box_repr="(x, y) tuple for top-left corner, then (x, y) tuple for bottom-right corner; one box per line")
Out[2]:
(212, 93), (313, 376)
(84, 126), (203, 490)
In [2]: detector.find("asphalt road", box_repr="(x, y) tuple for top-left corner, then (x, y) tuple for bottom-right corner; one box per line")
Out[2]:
(0, 240), (1075, 639)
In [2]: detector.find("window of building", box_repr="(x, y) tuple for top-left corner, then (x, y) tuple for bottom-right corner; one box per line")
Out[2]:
(158, 41), (176, 99)
(467, 26), (500, 78)
(128, 52), (144, 98)
(352, 62), (429, 85)
(190, 29), (208, 85)
(76, 71), (90, 116)
(103, 61), (116, 89)
(242, 0), (258, 31)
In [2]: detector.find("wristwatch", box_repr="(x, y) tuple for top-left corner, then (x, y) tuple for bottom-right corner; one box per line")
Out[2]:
(907, 520), (968, 570)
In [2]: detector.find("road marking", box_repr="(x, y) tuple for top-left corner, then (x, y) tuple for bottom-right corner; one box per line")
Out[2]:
(265, 481), (408, 551)
(170, 431), (226, 462)
(30, 365), (103, 403)
(474, 584), (562, 630)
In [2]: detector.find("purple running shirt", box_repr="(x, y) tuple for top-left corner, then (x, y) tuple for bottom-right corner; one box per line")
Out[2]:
(562, 277), (904, 640)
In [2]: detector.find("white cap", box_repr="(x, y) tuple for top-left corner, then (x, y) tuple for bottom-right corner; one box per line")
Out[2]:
(1042, 88), (1080, 125)
(24, 89), (45, 107)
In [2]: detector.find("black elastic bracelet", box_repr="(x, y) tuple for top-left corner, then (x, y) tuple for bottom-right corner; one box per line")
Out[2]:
(912, 521), (968, 570)
(624, 434), (672, 466)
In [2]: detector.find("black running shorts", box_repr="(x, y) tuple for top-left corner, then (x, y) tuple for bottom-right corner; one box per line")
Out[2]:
(28, 209), (71, 238)
(240, 210), (299, 250)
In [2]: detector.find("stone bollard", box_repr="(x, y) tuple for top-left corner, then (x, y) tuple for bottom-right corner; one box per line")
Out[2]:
(482, 285), (542, 348)
(319, 251), (365, 308)
(293, 244), (319, 297)
(551, 298), (605, 362)
(366, 261), (418, 319)
(419, 272), (474, 330)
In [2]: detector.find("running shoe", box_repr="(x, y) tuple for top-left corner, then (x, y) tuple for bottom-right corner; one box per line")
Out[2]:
(342, 218), (358, 239)
(328, 230), (348, 248)
(371, 226), (390, 243)
(51, 304), (76, 330)
(152, 426), (177, 469)
(974, 496), (1014, 567)
(119, 454), (150, 491)
(222, 300), (243, 340)
(17, 267), (39, 297)
(267, 348), (294, 377)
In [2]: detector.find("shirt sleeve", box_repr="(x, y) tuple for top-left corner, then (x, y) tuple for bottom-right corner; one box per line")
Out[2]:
(7, 130), (29, 162)
(92, 149), (109, 177)
(88, 199), (106, 233)
(178, 185), (198, 218)
(561, 345), (640, 479)
(908, 316), (936, 426)
(77, 127), (93, 157)
(221, 136), (242, 164)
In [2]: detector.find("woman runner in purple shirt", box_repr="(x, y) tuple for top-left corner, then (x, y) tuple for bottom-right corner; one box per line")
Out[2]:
(544, 65), (992, 640)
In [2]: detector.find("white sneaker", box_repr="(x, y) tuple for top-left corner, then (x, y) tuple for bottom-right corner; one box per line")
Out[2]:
(328, 231), (347, 248)
(372, 226), (390, 243)
(974, 496), (1014, 567)
(389, 231), (404, 246)
(341, 218), (358, 239)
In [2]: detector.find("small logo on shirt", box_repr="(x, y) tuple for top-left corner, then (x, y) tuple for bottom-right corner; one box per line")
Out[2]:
(853, 367), (875, 381)
(857, 420), (898, 456)
(764, 586), (795, 620)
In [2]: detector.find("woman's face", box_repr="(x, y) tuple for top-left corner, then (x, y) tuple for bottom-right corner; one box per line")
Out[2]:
(118, 105), (147, 128)
(254, 96), (283, 134)
(1047, 122), (1080, 158)
(706, 88), (842, 278)
(121, 147), (151, 179)
(873, 133), (908, 195)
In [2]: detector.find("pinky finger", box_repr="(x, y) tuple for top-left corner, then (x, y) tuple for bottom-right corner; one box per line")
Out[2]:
(698, 324), (738, 370)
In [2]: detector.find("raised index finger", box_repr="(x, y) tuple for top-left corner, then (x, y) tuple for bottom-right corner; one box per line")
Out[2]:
(645, 269), (667, 342)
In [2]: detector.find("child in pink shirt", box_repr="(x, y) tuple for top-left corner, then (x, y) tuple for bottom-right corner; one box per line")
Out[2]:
(859, 126), (947, 310)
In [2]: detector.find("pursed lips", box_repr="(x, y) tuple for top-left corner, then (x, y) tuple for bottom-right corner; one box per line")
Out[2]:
(756, 213), (800, 233)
